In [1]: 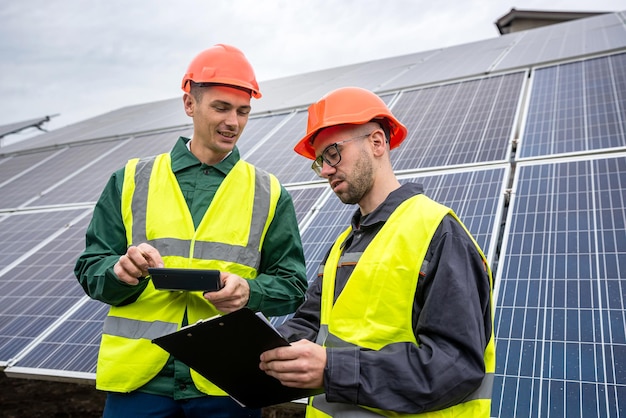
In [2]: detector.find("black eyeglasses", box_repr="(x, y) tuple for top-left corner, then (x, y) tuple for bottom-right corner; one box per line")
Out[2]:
(311, 132), (373, 176)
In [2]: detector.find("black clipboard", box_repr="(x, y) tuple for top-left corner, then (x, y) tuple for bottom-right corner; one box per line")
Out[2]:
(152, 308), (323, 408)
(148, 268), (222, 292)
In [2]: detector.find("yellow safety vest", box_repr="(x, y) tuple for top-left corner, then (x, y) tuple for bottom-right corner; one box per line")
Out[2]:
(307, 194), (495, 418)
(96, 153), (280, 394)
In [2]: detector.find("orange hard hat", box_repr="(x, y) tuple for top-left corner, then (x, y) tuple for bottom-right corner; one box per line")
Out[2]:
(294, 87), (407, 160)
(181, 44), (261, 99)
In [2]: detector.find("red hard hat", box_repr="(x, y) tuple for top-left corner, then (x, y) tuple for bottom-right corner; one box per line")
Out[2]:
(294, 87), (407, 160)
(181, 44), (261, 99)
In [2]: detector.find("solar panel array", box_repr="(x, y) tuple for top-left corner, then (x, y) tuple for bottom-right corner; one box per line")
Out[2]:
(1, 11), (625, 418)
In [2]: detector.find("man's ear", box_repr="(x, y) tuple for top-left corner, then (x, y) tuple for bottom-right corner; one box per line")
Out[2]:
(183, 93), (194, 117)
(370, 129), (387, 157)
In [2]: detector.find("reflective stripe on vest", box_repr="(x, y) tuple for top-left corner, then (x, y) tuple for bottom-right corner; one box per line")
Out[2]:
(103, 316), (178, 341)
(307, 194), (494, 418)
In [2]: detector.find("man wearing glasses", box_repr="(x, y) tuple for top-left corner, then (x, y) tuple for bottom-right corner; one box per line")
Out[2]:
(260, 87), (495, 417)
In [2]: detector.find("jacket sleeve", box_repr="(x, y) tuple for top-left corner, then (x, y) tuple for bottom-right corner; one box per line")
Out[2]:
(246, 185), (308, 317)
(276, 272), (323, 342)
(74, 169), (149, 306)
(323, 216), (492, 414)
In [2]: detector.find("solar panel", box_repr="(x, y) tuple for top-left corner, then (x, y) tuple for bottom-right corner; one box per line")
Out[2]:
(0, 210), (92, 366)
(31, 129), (192, 207)
(0, 116), (52, 139)
(6, 298), (107, 378)
(26, 120), (295, 208)
(389, 72), (524, 170)
(285, 185), (328, 225)
(0, 142), (116, 209)
(384, 35), (526, 91)
(0, 210), (91, 271)
(493, 13), (626, 72)
(0, 149), (63, 192)
(0, 99), (188, 155)
(237, 113), (291, 155)
(492, 154), (626, 417)
(519, 52), (626, 159)
(244, 111), (318, 185)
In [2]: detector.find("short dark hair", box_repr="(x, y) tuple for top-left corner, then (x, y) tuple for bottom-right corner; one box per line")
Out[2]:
(371, 118), (391, 143)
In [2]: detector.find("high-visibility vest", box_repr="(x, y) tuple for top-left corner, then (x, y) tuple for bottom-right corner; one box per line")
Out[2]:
(307, 194), (495, 417)
(96, 153), (280, 394)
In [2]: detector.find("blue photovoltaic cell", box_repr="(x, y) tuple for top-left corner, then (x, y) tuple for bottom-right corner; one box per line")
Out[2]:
(520, 53), (626, 159)
(492, 156), (626, 418)
(389, 72), (524, 170)
(0, 210), (92, 364)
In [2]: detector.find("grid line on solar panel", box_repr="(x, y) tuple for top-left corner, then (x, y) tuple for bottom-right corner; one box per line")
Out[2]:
(0, 142), (120, 210)
(0, 155), (12, 167)
(0, 148), (66, 195)
(31, 129), (194, 207)
(389, 72), (524, 171)
(519, 52), (626, 160)
(0, 210), (89, 270)
(492, 155), (626, 417)
(284, 185), (328, 227)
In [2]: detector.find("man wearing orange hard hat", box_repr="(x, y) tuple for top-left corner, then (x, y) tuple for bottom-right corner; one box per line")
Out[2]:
(261, 86), (495, 417)
(75, 44), (307, 418)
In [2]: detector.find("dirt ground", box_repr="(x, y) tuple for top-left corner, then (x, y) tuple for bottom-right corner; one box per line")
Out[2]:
(0, 372), (305, 418)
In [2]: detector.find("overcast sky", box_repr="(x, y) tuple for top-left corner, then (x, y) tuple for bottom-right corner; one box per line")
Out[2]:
(0, 0), (620, 133)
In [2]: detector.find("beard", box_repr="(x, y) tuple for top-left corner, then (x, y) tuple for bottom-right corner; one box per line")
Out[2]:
(333, 149), (374, 205)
